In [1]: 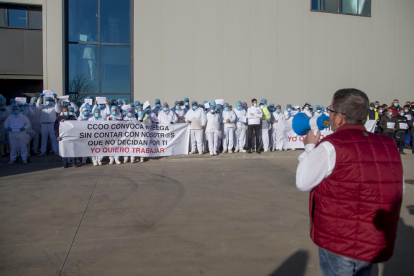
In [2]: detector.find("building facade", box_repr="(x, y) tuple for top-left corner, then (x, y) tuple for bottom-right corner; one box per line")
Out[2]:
(1, 0), (413, 108)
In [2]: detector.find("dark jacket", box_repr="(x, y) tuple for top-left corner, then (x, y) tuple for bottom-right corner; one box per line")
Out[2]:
(54, 115), (77, 138)
(379, 115), (399, 134)
(396, 115), (408, 133)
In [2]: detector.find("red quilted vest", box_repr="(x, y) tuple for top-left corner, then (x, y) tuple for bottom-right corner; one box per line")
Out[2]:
(310, 124), (403, 263)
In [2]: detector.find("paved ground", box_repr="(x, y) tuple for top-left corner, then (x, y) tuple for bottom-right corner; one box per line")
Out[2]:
(0, 150), (413, 276)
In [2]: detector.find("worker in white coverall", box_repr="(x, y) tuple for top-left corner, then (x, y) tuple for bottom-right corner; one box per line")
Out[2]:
(233, 101), (247, 153)
(270, 104), (285, 151)
(185, 101), (206, 155)
(4, 104), (31, 165)
(36, 91), (60, 156)
(107, 105), (124, 164)
(158, 102), (178, 124)
(221, 102), (236, 153)
(206, 101), (222, 156)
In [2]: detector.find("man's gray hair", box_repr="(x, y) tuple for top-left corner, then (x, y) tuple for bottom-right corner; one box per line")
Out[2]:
(332, 88), (369, 125)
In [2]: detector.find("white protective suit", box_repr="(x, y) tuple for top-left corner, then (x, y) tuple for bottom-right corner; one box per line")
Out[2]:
(222, 110), (236, 151)
(107, 115), (123, 164)
(28, 104), (41, 152)
(123, 116), (138, 163)
(206, 112), (222, 154)
(233, 108), (247, 151)
(36, 98), (59, 154)
(185, 108), (207, 153)
(270, 111), (285, 150)
(56, 101), (79, 114)
(4, 112), (31, 161)
(301, 109), (313, 118)
(173, 108), (186, 123)
(158, 110), (178, 124)
(88, 116), (105, 164)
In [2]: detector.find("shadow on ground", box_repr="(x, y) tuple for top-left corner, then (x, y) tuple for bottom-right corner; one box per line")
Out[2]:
(269, 250), (309, 276)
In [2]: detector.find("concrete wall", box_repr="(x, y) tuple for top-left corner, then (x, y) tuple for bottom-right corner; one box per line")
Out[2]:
(134, 0), (414, 108)
(4, 0), (63, 94)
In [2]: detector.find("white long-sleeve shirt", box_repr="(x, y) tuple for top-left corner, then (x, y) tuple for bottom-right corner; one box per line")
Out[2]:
(247, 106), (262, 125)
(271, 111), (285, 130)
(36, 98), (58, 123)
(185, 108), (207, 129)
(4, 113), (31, 130)
(296, 142), (406, 195)
(158, 110), (178, 124)
(222, 110), (236, 128)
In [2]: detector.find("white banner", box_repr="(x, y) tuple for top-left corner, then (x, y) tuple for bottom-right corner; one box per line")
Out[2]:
(275, 120), (377, 150)
(59, 121), (190, 157)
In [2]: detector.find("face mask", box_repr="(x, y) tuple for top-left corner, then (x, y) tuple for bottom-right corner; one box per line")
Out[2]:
(69, 112), (75, 116)
(175, 106), (181, 110)
(155, 104), (161, 108)
(127, 112), (134, 117)
(45, 101), (51, 106)
(253, 103), (257, 107)
(20, 107), (25, 112)
(145, 109), (151, 114)
(236, 106), (242, 111)
(305, 107), (309, 111)
(185, 102), (189, 107)
(163, 107), (169, 112)
(370, 107), (374, 110)
(276, 109), (282, 114)
(192, 106), (198, 111)
(388, 112), (393, 116)
(210, 110), (216, 114)
(99, 105), (106, 109)
(375, 105), (378, 108)
(94, 112), (101, 118)
(0, 106), (5, 111)
(316, 110), (322, 113)
(12, 110), (19, 115)
(379, 110), (383, 114)
(83, 111), (89, 116)
(224, 107), (230, 112)
(63, 111), (69, 116)
(400, 112), (405, 116)
(404, 109), (408, 113)
(287, 108), (292, 112)
(138, 111), (144, 117)
(394, 103), (399, 107)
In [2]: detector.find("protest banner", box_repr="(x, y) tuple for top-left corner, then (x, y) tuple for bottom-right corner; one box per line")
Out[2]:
(59, 121), (190, 157)
(275, 120), (377, 150)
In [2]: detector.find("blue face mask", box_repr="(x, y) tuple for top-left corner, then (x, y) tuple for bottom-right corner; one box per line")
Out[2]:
(400, 112), (405, 116)
(236, 106), (242, 111)
(192, 106), (198, 111)
(63, 111), (69, 116)
(69, 112), (75, 116)
(0, 106), (5, 111)
(185, 102), (189, 107)
(145, 109), (151, 114)
(269, 107), (275, 112)
(45, 101), (52, 106)
(379, 110), (383, 113)
(12, 110), (20, 115)
(163, 107), (169, 112)
(155, 104), (161, 108)
(127, 112), (134, 117)
(20, 107), (25, 112)
(253, 103), (257, 107)
(94, 112), (101, 118)
(375, 105), (378, 108)
(305, 107), (309, 111)
(316, 110), (322, 113)
(224, 107), (230, 112)
(111, 111), (118, 116)
(83, 111), (89, 116)
(287, 108), (292, 112)
(175, 106), (181, 110)
(99, 104), (106, 109)
(394, 103), (399, 107)
(388, 112), (393, 116)
(276, 109), (282, 114)
(138, 111), (144, 117)
(211, 110), (216, 114)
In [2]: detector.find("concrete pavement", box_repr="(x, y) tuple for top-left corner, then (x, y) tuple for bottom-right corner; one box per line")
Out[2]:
(0, 151), (413, 276)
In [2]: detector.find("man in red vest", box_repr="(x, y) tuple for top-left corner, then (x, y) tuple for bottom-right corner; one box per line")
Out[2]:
(296, 88), (405, 276)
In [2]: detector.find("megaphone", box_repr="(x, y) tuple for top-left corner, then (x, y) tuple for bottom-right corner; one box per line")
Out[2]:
(292, 113), (330, 136)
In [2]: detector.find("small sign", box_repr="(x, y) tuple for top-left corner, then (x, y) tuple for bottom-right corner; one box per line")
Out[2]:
(204, 103), (210, 109)
(215, 99), (224, 106)
(96, 97), (106, 105)
(59, 96), (69, 102)
(15, 97), (26, 105)
(84, 99), (93, 105)
(143, 101), (150, 110)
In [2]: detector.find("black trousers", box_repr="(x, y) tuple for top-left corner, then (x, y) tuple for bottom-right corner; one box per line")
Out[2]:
(248, 125), (260, 150)
(396, 132), (406, 152)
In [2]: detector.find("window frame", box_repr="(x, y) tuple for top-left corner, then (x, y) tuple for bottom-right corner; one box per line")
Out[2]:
(0, 4), (42, 30)
(310, 0), (371, 17)
(64, 0), (134, 102)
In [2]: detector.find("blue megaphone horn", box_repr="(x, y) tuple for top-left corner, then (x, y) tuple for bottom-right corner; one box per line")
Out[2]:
(292, 113), (330, 136)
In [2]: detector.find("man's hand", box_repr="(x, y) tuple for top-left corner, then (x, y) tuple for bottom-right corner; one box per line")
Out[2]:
(274, 120), (278, 123)
(57, 137), (62, 141)
(304, 130), (321, 146)
(226, 119), (230, 123)
(60, 119), (65, 122)
(250, 113), (254, 116)
(187, 120), (191, 123)
(201, 126), (205, 129)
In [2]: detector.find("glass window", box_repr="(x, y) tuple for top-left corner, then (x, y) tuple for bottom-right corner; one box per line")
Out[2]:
(101, 45), (130, 93)
(100, 0), (130, 44)
(0, 8), (6, 27)
(358, 0), (371, 16)
(100, 94), (130, 104)
(311, 0), (322, 11)
(342, 0), (357, 15)
(324, 0), (340, 13)
(8, 9), (27, 27)
(68, 44), (99, 93)
(68, 0), (98, 43)
(28, 10), (42, 29)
